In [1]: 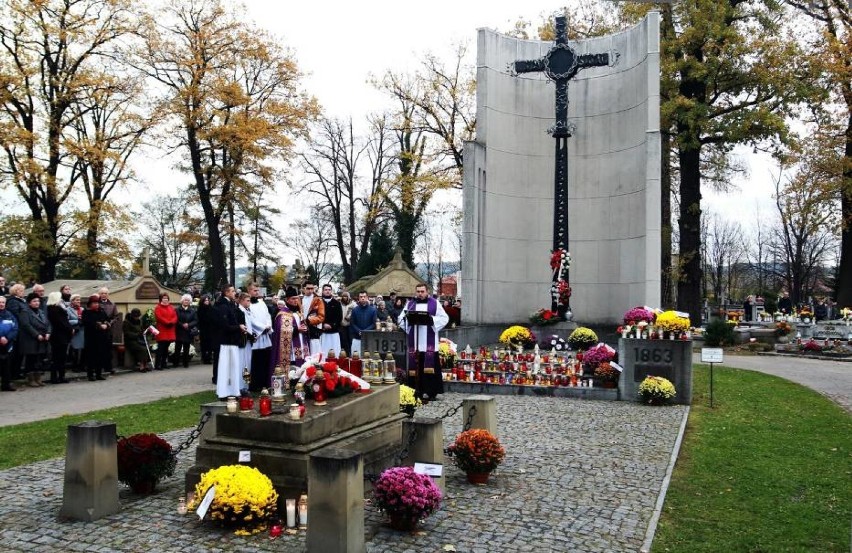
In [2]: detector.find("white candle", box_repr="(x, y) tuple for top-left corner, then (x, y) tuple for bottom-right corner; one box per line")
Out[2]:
(286, 498), (296, 527)
(298, 503), (307, 526)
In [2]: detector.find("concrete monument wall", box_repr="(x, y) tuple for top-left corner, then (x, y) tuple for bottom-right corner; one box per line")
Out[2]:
(462, 13), (661, 324)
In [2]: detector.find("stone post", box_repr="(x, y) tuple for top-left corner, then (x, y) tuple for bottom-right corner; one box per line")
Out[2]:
(400, 417), (445, 492)
(307, 448), (365, 553)
(198, 402), (228, 445)
(59, 420), (119, 521)
(462, 395), (497, 436)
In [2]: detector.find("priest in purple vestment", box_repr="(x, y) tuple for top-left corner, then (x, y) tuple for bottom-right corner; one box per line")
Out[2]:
(398, 284), (449, 401)
(270, 286), (309, 372)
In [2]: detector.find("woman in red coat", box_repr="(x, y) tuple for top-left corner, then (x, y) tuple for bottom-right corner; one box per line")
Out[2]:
(153, 294), (177, 370)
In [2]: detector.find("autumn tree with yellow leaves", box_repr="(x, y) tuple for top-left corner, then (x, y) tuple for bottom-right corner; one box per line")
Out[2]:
(137, 0), (318, 289)
(0, 0), (138, 281)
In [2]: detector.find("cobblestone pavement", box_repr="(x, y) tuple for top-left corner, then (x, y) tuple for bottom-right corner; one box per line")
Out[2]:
(0, 393), (687, 552)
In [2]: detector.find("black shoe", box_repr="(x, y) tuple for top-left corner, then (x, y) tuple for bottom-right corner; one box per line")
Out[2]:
(155, 367), (164, 371)
(49, 379), (60, 384)
(59, 379), (70, 384)
(96, 376), (106, 381)
(88, 377), (96, 382)
(1, 385), (16, 391)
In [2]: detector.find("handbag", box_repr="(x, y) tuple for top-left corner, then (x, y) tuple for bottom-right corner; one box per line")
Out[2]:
(189, 326), (200, 337)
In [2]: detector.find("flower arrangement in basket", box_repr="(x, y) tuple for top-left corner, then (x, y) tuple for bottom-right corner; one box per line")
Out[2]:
(498, 326), (537, 349)
(799, 306), (813, 320)
(372, 466), (442, 531)
(655, 311), (691, 335)
(447, 429), (506, 480)
(800, 339), (824, 352)
(438, 338), (457, 368)
(841, 307), (851, 322)
(540, 334), (567, 351)
(567, 327), (598, 351)
(529, 308), (560, 326)
(774, 320), (793, 337)
(188, 465), (278, 535)
(292, 359), (365, 401)
(623, 306), (656, 325)
(117, 433), (176, 494)
(638, 376), (676, 405)
(399, 384), (422, 417)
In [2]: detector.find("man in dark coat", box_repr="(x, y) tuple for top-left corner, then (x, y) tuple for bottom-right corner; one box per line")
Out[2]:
(211, 285), (237, 385)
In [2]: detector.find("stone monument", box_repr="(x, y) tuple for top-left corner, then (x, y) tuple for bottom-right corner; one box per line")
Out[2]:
(462, 12), (661, 324)
(186, 384), (407, 499)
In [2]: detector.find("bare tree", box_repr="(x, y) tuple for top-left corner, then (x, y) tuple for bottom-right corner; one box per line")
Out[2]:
(770, 167), (838, 305)
(291, 206), (339, 285)
(298, 115), (393, 283)
(138, 192), (206, 289)
(702, 212), (745, 303)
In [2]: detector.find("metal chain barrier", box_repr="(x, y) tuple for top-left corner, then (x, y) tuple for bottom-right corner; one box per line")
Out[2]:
(172, 410), (211, 457)
(463, 404), (477, 431)
(364, 401), (479, 481)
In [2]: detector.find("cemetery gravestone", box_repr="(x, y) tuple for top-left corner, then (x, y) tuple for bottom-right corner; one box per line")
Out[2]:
(618, 338), (692, 405)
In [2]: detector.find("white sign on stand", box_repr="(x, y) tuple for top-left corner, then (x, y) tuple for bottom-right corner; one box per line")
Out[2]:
(700, 348), (723, 407)
(700, 348), (724, 363)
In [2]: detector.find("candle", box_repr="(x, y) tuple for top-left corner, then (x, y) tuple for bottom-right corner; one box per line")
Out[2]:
(298, 494), (308, 527)
(285, 498), (297, 528)
(177, 496), (187, 515)
(225, 397), (238, 413)
(289, 403), (301, 420)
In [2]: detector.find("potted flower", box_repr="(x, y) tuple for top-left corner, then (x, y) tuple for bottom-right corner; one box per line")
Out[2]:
(447, 429), (505, 484)
(774, 321), (792, 343)
(593, 362), (620, 388)
(188, 465), (278, 535)
(372, 466), (442, 531)
(638, 376), (676, 405)
(623, 306), (656, 326)
(117, 433), (176, 494)
(498, 325), (536, 350)
(799, 307), (813, 323)
(540, 334), (567, 351)
(655, 311), (691, 339)
(399, 384), (422, 417)
(567, 327), (598, 351)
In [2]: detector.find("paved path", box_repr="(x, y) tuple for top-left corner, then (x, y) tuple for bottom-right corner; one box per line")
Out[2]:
(700, 353), (852, 413)
(0, 389), (688, 552)
(0, 364), (216, 427)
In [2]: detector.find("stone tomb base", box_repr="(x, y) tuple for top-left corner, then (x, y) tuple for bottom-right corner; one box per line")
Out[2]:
(186, 384), (407, 498)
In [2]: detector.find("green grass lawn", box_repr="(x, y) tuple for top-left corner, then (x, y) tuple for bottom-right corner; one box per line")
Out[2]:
(0, 391), (213, 470)
(653, 364), (851, 552)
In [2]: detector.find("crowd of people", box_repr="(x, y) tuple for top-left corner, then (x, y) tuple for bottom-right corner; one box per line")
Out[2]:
(0, 282), (121, 391)
(0, 274), (460, 402)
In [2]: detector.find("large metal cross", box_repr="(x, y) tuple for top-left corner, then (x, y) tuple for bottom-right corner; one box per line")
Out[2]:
(513, 15), (609, 318)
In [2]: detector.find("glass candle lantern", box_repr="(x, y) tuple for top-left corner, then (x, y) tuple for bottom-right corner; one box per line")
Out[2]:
(383, 353), (396, 384)
(259, 388), (272, 417)
(225, 397), (238, 413)
(298, 494), (308, 527)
